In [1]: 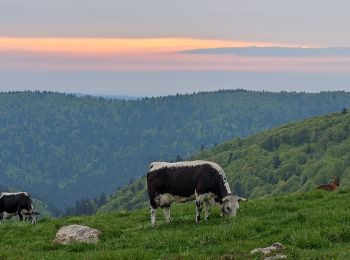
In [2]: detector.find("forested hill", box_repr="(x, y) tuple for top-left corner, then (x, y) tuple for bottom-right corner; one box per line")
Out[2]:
(1, 90), (350, 212)
(98, 110), (350, 212)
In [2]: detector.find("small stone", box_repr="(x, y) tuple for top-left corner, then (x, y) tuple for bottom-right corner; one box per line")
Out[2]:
(53, 224), (101, 244)
(264, 254), (287, 260)
(271, 242), (284, 250)
(251, 242), (285, 255)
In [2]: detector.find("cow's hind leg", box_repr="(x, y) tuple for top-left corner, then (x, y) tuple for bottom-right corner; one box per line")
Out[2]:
(149, 194), (159, 227)
(195, 195), (204, 223)
(150, 205), (157, 227)
(162, 206), (171, 223)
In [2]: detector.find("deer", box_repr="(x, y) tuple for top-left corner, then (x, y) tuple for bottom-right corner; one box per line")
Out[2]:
(317, 176), (339, 191)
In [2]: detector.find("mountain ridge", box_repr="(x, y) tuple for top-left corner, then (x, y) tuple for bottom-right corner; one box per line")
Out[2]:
(1, 90), (350, 212)
(98, 109), (350, 212)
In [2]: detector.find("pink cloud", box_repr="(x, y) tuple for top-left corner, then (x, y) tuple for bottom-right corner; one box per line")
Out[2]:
(1, 50), (350, 73)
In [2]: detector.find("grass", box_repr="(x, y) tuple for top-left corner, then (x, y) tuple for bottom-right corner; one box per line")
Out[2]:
(2, 189), (350, 259)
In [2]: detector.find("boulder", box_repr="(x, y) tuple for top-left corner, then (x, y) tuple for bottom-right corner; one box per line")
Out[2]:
(54, 224), (101, 244)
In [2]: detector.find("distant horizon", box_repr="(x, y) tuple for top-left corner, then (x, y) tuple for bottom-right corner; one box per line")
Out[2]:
(1, 70), (350, 97)
(71, 88), (350, 98)
(1, 87), (350, 100)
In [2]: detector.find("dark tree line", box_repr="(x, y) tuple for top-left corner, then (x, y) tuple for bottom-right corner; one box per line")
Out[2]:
(65, 192), (107, 216)
(0, 184), (9, 192)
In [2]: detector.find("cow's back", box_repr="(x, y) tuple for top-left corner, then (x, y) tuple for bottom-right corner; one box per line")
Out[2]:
(147, 160), (224, 198)
(0, 193), (32, 213)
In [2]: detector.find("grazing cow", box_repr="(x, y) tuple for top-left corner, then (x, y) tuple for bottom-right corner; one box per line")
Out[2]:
(0, 192), (40, 224)
(147, 160), (246, 226)
(317, 176), (340, 191)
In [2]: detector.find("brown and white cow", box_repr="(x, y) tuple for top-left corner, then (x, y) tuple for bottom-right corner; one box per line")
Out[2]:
(146, 160), (246, 226)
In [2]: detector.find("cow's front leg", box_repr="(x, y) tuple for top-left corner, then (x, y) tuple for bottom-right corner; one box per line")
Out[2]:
(162, 206), (171, 223)
(195, 197), (203, 222)
(18, 210), (23, 221)
(204, 201), (211, 221)
(150, 206), (157, 227)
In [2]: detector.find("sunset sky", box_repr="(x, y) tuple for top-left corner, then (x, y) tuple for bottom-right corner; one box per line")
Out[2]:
(1, 0), (350, 96)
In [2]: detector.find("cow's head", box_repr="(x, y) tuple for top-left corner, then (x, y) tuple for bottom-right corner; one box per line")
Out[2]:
(22, 210), (41, 224)
(221, 195), (247, 217)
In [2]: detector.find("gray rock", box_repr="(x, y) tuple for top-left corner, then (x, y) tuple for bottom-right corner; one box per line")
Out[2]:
(54, 224), (101, 244)
(251, 242), (285, 255)
(264, 254), (287, 260)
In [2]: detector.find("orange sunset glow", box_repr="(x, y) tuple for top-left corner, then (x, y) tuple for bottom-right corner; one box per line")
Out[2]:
(0, 37), (285, 54)
(1, 37), (349, 74)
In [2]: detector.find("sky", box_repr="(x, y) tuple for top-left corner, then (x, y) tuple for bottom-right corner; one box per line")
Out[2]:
(1, 0), (350, 96)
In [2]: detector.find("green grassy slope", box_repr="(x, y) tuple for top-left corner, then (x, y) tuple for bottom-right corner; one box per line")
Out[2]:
(2, 189), (350, 259)
(99, 110), (350, 212)
(1, 90), (350, 211)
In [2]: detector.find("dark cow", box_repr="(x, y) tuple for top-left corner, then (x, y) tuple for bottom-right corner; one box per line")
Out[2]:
(147, 160), (246, 226)
(0, 192), (40, 224)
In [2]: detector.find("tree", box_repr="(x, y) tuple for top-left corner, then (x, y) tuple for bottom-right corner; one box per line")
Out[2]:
(273, 155), (281, 169)
(98, 193), (107, 207)
(233, 181), (244, 197)
(226, 152), (233, 166)
(174, 155), (183, 162)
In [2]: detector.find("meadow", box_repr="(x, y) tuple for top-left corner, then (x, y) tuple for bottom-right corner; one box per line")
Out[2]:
(1, 189), (350, 259)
